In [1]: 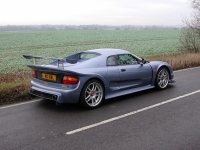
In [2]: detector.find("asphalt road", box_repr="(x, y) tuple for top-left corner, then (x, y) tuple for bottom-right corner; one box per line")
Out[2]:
(1, 67), (200, 150)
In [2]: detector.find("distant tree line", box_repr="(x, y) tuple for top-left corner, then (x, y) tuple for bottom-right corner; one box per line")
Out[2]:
(0, 25), (181, 32)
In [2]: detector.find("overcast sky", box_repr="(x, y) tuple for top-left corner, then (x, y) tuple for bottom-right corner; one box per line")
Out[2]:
(0, 0), (191, 26)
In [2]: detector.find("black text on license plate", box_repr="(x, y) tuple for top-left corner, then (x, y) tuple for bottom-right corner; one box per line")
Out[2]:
(42, 73), (56, 81)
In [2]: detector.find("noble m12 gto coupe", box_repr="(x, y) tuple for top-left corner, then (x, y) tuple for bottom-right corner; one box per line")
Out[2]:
(23, 48), (176, 109)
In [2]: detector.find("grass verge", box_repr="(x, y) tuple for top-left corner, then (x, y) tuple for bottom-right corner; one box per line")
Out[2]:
(146, 52), (200, 70)
(0, 52), (200, 106)
(0, 72), (32, 105)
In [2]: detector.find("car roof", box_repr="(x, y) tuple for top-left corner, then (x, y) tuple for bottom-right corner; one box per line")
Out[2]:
(84, 48), (130, 57)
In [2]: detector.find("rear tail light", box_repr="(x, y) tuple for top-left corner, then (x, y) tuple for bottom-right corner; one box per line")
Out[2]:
(32, 70), (36, 78)
(62, 76), (78, 84)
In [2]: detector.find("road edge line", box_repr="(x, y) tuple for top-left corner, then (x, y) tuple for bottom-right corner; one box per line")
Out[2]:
(174, 66), (200, 72)
(0, 99), (41, 110)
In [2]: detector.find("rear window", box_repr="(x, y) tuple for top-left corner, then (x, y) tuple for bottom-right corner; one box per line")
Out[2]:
(79, 52), (100, 60)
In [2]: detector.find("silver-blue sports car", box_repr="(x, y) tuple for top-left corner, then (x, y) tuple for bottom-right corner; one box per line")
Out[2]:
(23, 48), (176, 108)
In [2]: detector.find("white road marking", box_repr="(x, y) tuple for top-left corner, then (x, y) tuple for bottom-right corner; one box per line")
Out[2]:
(0, 99), (41, 110)
(66, 89), (200, 135)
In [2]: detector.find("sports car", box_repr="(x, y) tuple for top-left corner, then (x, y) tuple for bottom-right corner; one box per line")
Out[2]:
(23, 48), (176, 108)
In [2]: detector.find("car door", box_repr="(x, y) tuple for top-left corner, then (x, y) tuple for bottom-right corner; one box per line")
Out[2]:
(117, 54), (152, 90)
(106, 55), (121, 92)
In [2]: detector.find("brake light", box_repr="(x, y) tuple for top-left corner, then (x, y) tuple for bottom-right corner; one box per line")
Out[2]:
(32, 70), (36, 78)
(62, 76), (78, 84)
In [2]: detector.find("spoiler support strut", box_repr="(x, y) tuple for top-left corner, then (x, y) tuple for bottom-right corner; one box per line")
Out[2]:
(23, 55), (65, 69)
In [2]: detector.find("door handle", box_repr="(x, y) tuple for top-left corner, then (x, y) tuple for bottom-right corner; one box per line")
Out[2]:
(121, 69), (126, 72)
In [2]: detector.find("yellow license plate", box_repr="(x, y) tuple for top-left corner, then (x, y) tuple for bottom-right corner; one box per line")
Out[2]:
(42, 73), (56, 81)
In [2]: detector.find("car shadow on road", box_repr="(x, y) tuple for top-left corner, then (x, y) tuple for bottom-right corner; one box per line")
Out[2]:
(35, 100), (86, 113)
(35, 85), (176, 113)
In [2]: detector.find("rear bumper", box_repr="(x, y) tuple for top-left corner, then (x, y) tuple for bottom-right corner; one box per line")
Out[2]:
(30, 79), (81, 104)
(30, 88), (60, 101)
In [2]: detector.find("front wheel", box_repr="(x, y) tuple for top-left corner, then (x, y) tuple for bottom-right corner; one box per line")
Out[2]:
(155, 67), (169, 90)
(80, 80), (104, 109)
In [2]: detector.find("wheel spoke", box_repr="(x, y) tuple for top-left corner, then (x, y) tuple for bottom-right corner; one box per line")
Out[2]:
(94, 85), (97, 92)
(86, 90), (90, 94)
(86, 95), (90, 100)
(87, 88), (92, 92)
(95, 93), (101, 96)
(162, 71), (165, 76)
(92, 98), (96, 105)
(91, 84), (95, 91)
(86, 97), (92, 102)
(158, 80), (162, 86)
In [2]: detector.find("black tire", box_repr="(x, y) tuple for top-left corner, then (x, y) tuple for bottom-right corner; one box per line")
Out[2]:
(80, 80), (104, 109)
(155, 67), (169, 90)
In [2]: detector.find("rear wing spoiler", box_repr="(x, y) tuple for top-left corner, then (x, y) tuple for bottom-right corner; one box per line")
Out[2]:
(23, 55), (78, 69)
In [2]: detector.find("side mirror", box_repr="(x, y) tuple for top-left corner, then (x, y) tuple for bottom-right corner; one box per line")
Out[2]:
(139, 58), (147, 66)
(142, 58), (147, 64)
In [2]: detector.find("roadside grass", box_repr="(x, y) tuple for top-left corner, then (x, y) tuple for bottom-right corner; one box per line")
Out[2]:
(0, 52), (200, 106)
(146, 52), (200, 70)
(0, 71), (32, 105)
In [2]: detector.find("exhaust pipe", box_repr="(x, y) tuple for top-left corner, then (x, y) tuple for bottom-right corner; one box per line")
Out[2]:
(52, 95), (58, 100)
(56, 102), (62, 106)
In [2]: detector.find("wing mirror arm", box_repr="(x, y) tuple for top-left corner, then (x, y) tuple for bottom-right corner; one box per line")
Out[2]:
(140, 58), (148, 66)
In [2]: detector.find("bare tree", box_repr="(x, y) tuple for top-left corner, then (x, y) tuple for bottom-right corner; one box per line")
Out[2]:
(180, 0), (200, 52)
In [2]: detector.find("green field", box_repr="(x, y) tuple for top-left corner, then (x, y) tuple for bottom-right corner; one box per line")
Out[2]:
(0, 30), (181, 74)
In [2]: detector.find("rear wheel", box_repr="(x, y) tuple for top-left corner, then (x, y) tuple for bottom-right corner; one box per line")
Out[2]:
(80, 80), (104, 109)
(155, 67), (169, 90)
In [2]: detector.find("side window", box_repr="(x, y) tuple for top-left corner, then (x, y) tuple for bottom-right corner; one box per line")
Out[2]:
(107, 56), (117, 66)
(117, 54), (139, 65)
